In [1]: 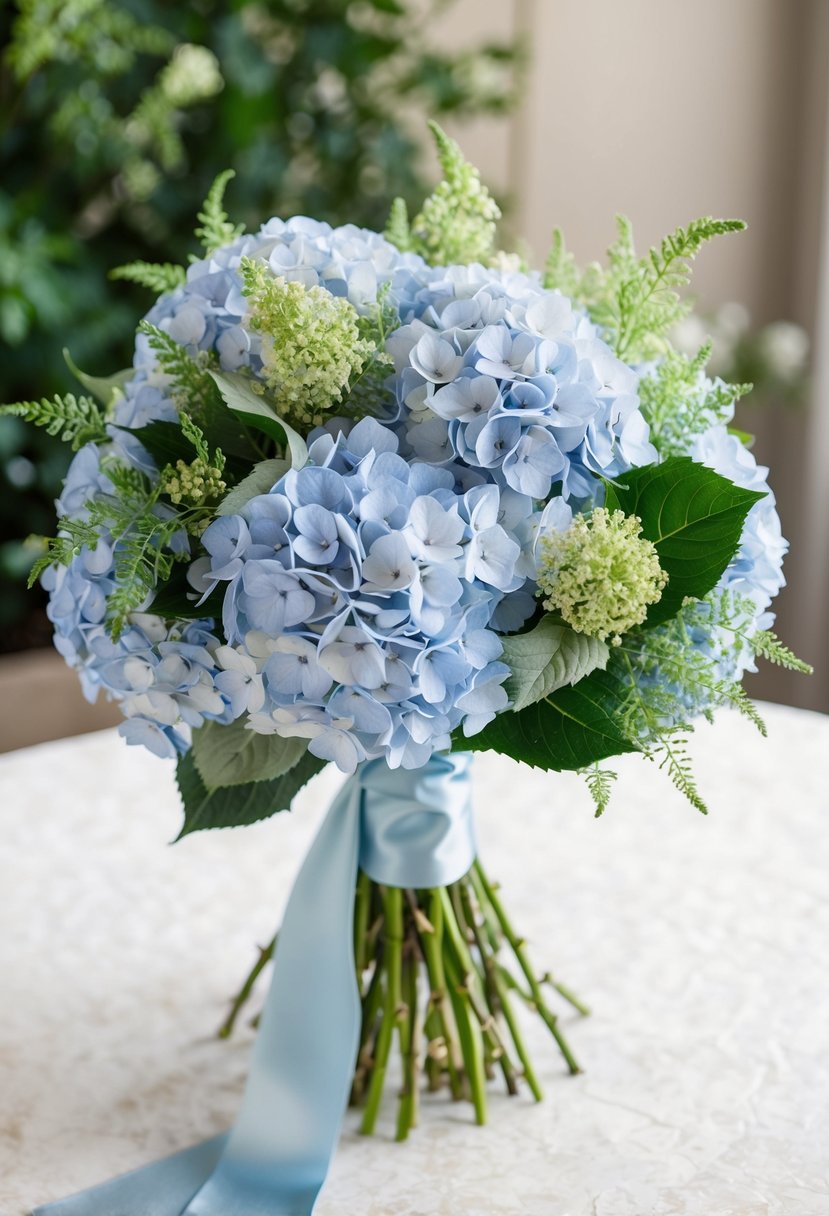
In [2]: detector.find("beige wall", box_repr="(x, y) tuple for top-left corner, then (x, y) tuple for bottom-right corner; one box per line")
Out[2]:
(439, 0), (828, 711)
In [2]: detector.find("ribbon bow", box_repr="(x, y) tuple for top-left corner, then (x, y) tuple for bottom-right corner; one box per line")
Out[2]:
(35, 752), (476, 1216)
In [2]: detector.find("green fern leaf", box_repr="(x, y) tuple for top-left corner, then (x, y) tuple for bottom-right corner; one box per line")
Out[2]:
(580, 764), (618, 817)
(110, 260), (186, 293)
(751, 631), (813, 673)
(194, 169), (244, 254)
(0, 393), (107, 449)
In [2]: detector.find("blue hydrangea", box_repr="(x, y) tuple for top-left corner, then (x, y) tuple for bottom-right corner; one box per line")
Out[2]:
(44, 212), (784, 771)
(44, 444), (230, 760)
(385, 263), (657, 502)
(200, 418), (515, 771)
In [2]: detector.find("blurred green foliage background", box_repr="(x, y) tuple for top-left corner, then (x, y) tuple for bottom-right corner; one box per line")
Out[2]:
(0, 0), (517, 651)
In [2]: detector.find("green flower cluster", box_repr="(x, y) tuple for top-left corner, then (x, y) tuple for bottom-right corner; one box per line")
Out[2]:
(162, 457), (226, 511)
(241, 258), (373, 428)
(538, 508), (668, 645)
(408, 124), (501, 266)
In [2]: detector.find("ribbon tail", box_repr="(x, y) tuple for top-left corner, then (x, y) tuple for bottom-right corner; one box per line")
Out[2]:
(31, 755), (475, 1216)
(31, 1135), (227, 1216)
(32, 777), (364, 1216)
(181, 776), (364, 1216)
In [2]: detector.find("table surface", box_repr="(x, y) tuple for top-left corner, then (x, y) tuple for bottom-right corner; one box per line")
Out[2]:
(1, 704), (828, 1216)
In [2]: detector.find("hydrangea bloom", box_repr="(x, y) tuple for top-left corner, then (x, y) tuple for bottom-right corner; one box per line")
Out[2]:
(200, 418), (514, 771)
(39, 203), (792, 778)
(386, 264), (657, 501)
(43, 442), (229, 759)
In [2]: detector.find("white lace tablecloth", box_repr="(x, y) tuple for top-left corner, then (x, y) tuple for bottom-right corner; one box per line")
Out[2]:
(2, 703), (828, 1216)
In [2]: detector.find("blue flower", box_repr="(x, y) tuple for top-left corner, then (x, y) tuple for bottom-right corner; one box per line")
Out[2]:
(198, 423), (523, 772)
(45, 207), (786, 774)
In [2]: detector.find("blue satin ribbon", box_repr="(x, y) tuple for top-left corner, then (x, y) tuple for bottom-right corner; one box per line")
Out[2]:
(34, 752), (476, 1216)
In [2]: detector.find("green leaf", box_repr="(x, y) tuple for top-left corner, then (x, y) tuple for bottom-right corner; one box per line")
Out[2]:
(63, 349), (132, 407)
(175, 747), (326, 838)
(613, 456), (766, 626)
(209, 370), (308, 468)
(146, 566), (219, 622)
(194, 170), (244, 255)
(117, 419), (194, 466)
(192, 718), (309, 789)
(109, 260), (186, 293)
(217, 458), (289, 516)
(501, 617), (609, 712)
(464, 668), (639, 771)
(0, 391), (107, 449)
(117, 418), (249, 483)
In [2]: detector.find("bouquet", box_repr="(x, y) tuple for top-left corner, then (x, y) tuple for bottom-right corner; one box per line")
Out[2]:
(6, 126), (810, 1215)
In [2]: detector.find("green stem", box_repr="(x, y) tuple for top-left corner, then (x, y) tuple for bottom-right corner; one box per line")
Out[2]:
(443, 947), (487, 1125)
(439, 888), (487, 1124)
(351, 956), (385, 1106)
(354, 869), (371, 977)
(396, 936), (420, 1140)
(468, 864), (502, 952)
(361, 887), (404, 1135)
(416, 890), (463, 1100)
(218, 933), (276, 1039)
(491, 969), (544, 1102)
(474, 861), (582, 1076)
(542, 971), (591, 1018)
(457, 880), (520, 1098)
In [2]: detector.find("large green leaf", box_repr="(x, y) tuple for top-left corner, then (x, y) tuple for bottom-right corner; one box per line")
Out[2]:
(502, 617), (609, 712)
(465, 668), (638, 771)
(116, 418), (249, 482)
(610, 456), (766, 626)
(117, 419), (195, 466)
(192, 718), (309, 789)
(63, 348), (132, 407)
(209, 370), (308, 469)
(217, 458), (289, 516)
(175, 747), (325, 838)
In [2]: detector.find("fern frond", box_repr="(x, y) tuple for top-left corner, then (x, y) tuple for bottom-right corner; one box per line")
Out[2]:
(179, 412), (209, 462)
(138, 321), (221, 415)
(194, 169), (244, 254)
(655, 732), (709, 815)
(580, 764), (618, 817)
(750, 630), (813, 674)
(614, 217), (746, 360)
(384, 197), (412, 251)
(110, 260), (186, 293)
(26, 519), (102, 587)
(0, 393), (107, 449)
(638, 347), (752, 457)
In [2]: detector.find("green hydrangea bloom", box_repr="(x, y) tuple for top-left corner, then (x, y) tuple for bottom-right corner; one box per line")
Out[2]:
(162, 457), (226, 510)
(241, 257), (373, 428)
(538, 508), (668, 645)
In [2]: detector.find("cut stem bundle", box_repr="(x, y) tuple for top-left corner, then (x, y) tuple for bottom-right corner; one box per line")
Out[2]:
(220, 859), (588, 1137)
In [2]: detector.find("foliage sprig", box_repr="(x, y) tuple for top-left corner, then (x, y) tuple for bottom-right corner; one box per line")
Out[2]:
(0, 392), (108, 450)
(194, 170), (245, 256)
(544, 215), (746, 362)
